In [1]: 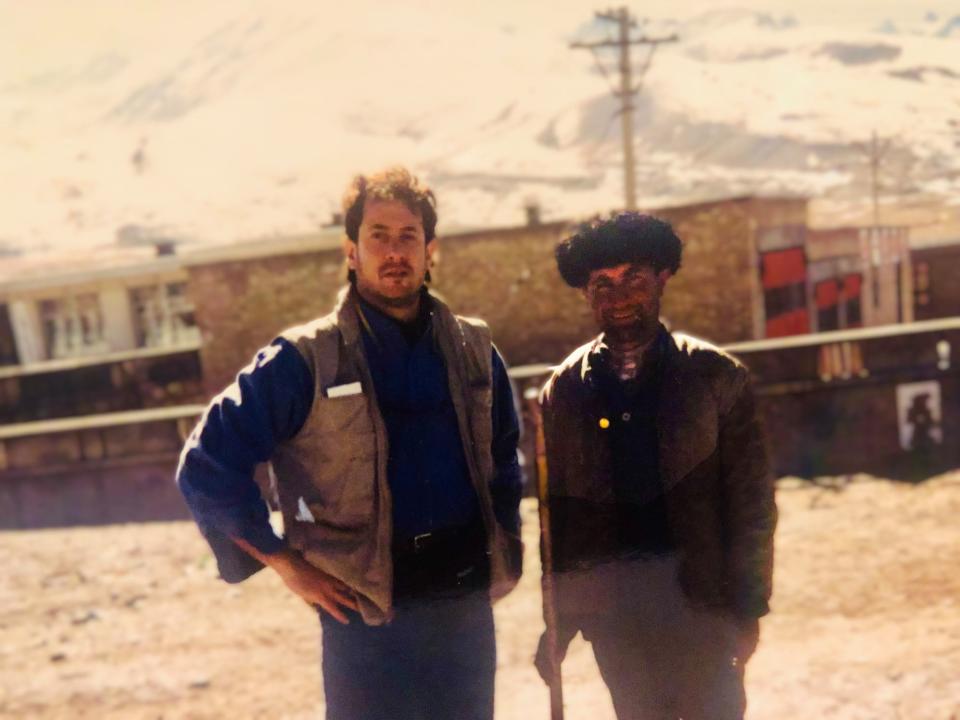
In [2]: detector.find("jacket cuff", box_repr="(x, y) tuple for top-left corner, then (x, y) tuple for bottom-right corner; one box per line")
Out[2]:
(200, 522), (285, 583)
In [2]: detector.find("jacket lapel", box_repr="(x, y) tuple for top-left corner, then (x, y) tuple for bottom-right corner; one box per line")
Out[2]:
(656, 334), (719, 490)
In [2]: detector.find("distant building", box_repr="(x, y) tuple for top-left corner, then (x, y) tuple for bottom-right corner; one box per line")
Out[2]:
(179, 195), (825, 391)
(807, 225), (913, 332)
(0, 244), (206, 528)
(1, 197), (952, 528)
(0, 246), (200, 369)
(728, 318), (960, 479)
(182, 195), (921, 386)
(0, 245), (204, 424)
(911, 229), (960, 322)
(653, 195), (810, 341)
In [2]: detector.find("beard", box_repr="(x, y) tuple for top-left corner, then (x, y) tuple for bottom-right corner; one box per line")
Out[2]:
(355, 261), (425, 310)
(368, 285), (422, 308)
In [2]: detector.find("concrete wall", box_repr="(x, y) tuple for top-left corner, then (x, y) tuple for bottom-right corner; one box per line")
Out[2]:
(735, 323), (960, 479)
(0, 415), (195, 529)
(0, 349), (204, 424)
(99, 284), (138, 352)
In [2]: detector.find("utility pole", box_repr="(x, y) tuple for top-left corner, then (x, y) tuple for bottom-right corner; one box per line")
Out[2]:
(854, 130), (892, 227)
(852, 130), (914, 323)
(571, 7), (677, 211)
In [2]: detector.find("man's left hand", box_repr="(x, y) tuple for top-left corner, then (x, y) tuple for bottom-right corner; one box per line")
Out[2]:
(733, 617), (760, 665)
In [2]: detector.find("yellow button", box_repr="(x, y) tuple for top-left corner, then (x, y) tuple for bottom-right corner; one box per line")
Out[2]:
(598, 417), (610, 429)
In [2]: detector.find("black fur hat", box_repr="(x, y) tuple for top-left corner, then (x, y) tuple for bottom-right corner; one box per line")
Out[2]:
(555, 212), (682, 288)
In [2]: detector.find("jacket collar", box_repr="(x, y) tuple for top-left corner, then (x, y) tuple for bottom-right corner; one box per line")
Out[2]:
(579, 324), (672, 389)
(335, 284), (458, 353)
(334, 284), (363, 349)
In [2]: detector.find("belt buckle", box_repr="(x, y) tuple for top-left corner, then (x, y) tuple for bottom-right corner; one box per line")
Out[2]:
(412, 532), (432, 552)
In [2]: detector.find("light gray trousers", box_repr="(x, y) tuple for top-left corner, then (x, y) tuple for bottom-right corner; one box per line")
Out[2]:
(578, 555), (747, 720)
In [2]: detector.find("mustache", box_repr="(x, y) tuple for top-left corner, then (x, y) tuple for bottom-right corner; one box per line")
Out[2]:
(603, 307), (642, 317)
(379, 262), (412, 275)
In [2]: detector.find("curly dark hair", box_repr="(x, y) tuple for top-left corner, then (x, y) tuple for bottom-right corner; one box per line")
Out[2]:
(342, 167), (437, 244)
(555, 212), (682, 288)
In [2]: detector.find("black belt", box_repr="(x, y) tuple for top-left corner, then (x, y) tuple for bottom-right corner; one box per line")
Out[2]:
(392, 519), (490, 600)
(394, 521), (484, 557)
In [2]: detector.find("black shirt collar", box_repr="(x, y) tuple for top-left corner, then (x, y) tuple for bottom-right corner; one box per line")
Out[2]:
(585, 324), (668, 391)
(356, 286), (434, 348)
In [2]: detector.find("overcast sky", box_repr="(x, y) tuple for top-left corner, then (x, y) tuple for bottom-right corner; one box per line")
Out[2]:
(2, 2), (954, 87)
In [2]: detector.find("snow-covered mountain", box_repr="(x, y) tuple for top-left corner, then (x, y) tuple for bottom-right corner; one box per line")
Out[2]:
(1, 1), (958, 256)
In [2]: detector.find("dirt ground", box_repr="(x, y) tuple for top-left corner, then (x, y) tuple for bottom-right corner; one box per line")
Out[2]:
(2, 472), (959, 720)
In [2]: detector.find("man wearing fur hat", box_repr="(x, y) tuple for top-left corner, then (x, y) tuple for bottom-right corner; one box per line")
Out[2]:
(534, 213), (776, 720)
(177, 167), (523, 720)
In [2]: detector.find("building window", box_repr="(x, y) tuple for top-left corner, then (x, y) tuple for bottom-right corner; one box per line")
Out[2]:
(761, 248), (810, 338)
(130, 282), (200, 348)
(39, 294), (109, 359)
(814, 274), (863, 332)
(844, 274), (863, 327)
(764, 282), (806, 319)
(914, 262), (930, 307)
(815, 280), (840, 332)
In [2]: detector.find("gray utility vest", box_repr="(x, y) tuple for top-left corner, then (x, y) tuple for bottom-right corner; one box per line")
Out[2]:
(271, 286), (519, 625)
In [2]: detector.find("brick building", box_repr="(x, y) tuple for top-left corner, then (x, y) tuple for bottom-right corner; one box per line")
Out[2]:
(185, 195), (820, 391)
(183, 230), (346, 396)
(436, 196), (812, 362)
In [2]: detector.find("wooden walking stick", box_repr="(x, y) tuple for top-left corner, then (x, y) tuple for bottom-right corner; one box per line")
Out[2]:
(524, 387), (565, 720)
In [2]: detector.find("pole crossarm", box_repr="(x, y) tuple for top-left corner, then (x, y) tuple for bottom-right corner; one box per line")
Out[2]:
(570, 34), (678, 49)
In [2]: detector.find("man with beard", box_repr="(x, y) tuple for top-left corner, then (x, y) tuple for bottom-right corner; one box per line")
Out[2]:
(177, 167), (523, 720)
(534, 213), (776, 720)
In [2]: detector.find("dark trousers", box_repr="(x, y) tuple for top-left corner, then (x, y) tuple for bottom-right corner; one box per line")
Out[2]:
(579, 555), (746, 720)
(319, 591), (496, 720)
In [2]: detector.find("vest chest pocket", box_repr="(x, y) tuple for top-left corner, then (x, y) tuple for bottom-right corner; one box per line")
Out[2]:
(302, 393), (377, 529)
(314, 392), (375, 436)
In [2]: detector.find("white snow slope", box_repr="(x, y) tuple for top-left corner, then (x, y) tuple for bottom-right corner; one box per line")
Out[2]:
(1, 1), (959, 255)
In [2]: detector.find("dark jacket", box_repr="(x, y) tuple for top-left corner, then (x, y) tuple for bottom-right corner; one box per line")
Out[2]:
(540, 328), (776, 623)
